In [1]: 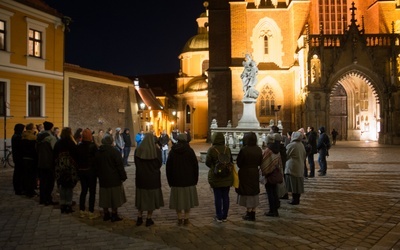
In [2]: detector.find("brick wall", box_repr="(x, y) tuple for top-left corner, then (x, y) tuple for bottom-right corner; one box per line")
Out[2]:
(68, 78), (131, 134)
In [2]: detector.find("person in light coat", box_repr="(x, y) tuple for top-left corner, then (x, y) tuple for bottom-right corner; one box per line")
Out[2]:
(284, 131), (306, 205)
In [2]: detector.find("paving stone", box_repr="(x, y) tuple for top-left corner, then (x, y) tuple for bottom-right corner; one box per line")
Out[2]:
(1, 141), (400, 249)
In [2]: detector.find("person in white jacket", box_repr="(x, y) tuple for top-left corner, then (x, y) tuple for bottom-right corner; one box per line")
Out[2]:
(284, 131), (306, 205)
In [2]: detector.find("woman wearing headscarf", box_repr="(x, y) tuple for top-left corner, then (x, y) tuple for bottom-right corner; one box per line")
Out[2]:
(134, 133), (164, 227)
(94, 134), (127, 222)
(285, 131), (307, 205)
(166, 133), (199, 226)
(205, 132), (233, 222)
(236, 132), (263, 221)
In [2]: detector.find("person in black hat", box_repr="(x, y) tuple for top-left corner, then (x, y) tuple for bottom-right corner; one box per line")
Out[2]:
(37, 121), (57, 205)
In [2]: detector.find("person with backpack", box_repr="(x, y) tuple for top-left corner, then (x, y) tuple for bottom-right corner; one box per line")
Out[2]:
(36, 121), (57, 205)
(205, 132), (233, 223)
(236, 132), (263, 221)
(54, 127), (79, 214)
(317, 126), (331, 176)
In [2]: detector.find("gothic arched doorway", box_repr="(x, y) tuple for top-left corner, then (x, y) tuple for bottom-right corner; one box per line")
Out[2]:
(330, 72), (380, 142)
(329, 84), (347, 141)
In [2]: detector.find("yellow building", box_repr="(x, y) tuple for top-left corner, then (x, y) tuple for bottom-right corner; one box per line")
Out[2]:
(0, 0), (65, 145)
(176, 7), (209, 139)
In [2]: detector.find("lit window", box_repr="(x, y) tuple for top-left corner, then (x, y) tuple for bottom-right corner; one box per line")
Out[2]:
(318, 0), (348, 34)
(27, 84), (44, 117)
(0, 20), (5, 50)
(259, 85), (275, 117)
(28, 29), (42, 58)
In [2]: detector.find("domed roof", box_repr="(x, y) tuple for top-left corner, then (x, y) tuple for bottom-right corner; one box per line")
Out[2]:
(182, 33), (208, 53)
(185, 75), (208, 92)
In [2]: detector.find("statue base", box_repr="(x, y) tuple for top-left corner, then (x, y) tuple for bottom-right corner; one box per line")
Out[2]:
(237, 98), (260, 129)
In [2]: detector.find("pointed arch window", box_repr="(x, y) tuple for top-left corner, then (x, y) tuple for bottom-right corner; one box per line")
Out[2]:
(264, 36), (269, 54)
(259, 85), (275, 117)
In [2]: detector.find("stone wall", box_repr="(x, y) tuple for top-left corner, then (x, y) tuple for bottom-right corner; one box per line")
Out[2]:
(68, 78), (131, 135)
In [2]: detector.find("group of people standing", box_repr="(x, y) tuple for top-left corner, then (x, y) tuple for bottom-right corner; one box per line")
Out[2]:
(11, 121), (333, 226)
(11, 122), (131, 221)
(134, 131), (199, 226)
(204, 125), (332, 222)
(11, 122), (200, 227)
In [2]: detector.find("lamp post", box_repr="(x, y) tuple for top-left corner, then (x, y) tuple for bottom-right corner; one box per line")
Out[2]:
(271, 104), (281, 125)
(139, 102), (146, 130)
(172, 110), (177, 129)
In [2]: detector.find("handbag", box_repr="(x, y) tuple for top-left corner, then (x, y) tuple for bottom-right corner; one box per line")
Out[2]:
(266, 167), (283, 184)
(232, 165), (239, 188)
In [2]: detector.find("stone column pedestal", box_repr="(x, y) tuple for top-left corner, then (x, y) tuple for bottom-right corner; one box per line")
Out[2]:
(237, 98), (260, 129)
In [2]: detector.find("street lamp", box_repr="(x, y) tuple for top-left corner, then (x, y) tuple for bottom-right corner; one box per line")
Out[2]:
(271, 104), (281, 125)
(172, 111), (177, 128)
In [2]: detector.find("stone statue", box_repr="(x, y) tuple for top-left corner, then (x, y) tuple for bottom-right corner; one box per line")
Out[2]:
(241, 54), (259, 99)
(210, 118), (218, 128)
(269, 119), (274, 126)
(277, 120), (283, 131)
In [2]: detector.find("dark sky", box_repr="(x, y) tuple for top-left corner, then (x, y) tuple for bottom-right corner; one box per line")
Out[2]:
(43, 0), (205, 76)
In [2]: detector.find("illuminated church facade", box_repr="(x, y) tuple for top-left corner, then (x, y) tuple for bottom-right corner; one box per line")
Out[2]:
(176, 0), (400, 144)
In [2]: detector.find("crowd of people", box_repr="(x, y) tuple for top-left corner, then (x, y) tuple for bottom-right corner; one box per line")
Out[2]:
(11, 122), (199, 226)
(205, 125), (332, 222)
(11, 120), (333, 225)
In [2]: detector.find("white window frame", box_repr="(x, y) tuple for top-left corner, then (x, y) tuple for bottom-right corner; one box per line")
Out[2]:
(25, 17), (47, 70)
(26, 82), (45, 118)
(0, 9), (14, 64)
(0, 78), (11, 117)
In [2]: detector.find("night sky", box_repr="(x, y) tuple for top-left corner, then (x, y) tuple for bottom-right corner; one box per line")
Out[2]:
(43, 0), (205, 76)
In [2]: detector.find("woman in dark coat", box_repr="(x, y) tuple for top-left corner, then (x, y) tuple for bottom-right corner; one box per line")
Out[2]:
(94, 135), (127, 222)
(206, 132), (233, 222)
(236, 132), (263, 221)
(54, 127), (78, 214)
(12, 123), (25, 195)
(134, 133), (164, 227)
(166, 133), (199, 226)
(76, 128), (98, 219)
